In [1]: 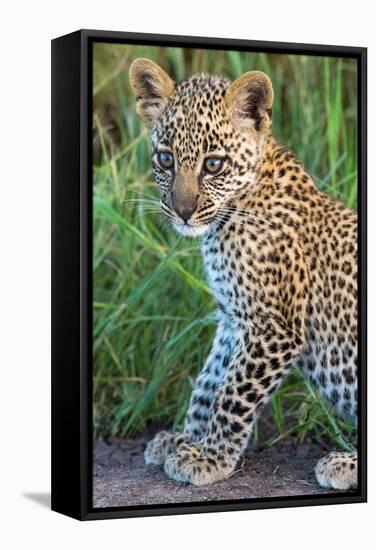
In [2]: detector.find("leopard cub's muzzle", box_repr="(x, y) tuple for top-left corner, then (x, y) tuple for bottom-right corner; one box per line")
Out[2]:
(171, 171), (199, 223)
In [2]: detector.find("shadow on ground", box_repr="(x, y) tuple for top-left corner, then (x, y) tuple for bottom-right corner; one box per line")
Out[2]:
(23, 493), (51, 509)
(93, 435), (341, 508)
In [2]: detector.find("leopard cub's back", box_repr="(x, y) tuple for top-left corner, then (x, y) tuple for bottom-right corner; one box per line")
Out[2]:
(203, 141), (358, 421)
(301, 199), (357, 420)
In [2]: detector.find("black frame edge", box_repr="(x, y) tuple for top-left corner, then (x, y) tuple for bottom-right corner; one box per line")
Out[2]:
(359, 47), (367, 502)
(86, 493), (365, 521)
(80, 29), (92, 520)
(83, 29), (366, 57)
(51, 29), (84, 520)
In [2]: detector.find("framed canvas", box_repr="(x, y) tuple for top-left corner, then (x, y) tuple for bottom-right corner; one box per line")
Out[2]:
(51, 29), (367, 520)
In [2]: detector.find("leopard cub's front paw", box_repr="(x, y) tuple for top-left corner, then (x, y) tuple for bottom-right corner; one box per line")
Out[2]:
(164, 443), (234, 486)
(144, 431), (186, 465)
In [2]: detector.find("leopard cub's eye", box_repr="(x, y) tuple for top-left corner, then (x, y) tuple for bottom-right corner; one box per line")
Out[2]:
(203, 157), (224, 175)
(157, 151), (174, 169)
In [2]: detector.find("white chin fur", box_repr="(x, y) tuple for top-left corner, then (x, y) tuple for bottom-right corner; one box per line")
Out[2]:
(173, 223), (209, 237)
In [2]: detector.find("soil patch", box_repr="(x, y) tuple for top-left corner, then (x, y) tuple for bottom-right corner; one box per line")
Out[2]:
(93, 434), (342, 508)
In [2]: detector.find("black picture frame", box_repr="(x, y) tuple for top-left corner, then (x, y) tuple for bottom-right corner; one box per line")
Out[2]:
(51, 29), (367, 520)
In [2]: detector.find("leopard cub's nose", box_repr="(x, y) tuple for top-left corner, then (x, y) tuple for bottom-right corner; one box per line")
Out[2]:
(175, 203), (197, 222)
(173, 196), (198, 222)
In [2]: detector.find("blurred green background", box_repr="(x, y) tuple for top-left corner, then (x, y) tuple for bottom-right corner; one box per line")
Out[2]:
(93, 43), (357, 451)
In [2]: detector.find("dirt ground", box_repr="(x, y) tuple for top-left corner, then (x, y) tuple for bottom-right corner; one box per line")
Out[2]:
(93, 432), (342, 508)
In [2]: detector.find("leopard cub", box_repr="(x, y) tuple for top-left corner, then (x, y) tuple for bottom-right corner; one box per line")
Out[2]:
(129, 58), (358, 490)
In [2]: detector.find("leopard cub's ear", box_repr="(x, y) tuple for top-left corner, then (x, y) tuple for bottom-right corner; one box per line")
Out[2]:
(129, 58), (175, 128)
(225, 71), (274, 132)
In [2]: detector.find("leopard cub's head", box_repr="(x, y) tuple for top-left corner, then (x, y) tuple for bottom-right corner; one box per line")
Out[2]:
(129, 58), (273, 237)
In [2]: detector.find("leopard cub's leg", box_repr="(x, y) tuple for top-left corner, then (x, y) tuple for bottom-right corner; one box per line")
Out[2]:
(315, 451), (357, 490)
(144, 318), (233, 466)
(165, 320), (305, 486)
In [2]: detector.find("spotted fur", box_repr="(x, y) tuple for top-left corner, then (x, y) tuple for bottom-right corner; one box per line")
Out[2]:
(129, 59), (358, 490)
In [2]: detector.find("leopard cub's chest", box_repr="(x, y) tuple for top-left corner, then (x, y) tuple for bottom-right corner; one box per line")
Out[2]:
(201, 231), (226, 295)
(201, 225), (258, 317)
